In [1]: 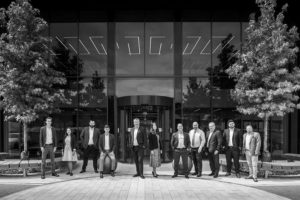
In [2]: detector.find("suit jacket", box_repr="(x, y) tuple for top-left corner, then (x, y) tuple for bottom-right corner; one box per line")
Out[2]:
(148, 132), (163, 151)
(39, 126), (57, 148)
(243, 132), (261, 156)
(206, 130), (222, 153)
(99, 133), (115, 153)
(128, 126), (147, 149)
(171, 132), (190, 149)
(80, 127), (100, 149)
(64, 134), (77, 150)
(223, 128), (242, 150)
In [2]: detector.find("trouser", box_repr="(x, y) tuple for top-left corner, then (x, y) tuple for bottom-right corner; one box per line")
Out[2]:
(173, 148), (188, 175)
(99, 151), (116, 172)
(41, 144), (55, 175)
(82, 145), (99, 171)
(245, 150), (258, 178)
(191, 148), (203, 174)
(225, 147), (240, 173)
(132, 146), (144, 175)
(208, 151), (220, 175)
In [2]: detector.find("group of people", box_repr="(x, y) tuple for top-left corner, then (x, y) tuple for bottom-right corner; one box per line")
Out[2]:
(39, 117), (261, 182)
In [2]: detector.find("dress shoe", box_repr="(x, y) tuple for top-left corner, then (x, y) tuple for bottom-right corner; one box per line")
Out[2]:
(100, 173), (104, 178)
(133, 174), (140, 177)
(191, 172), (197, 176)
(236, 173), (241, 178)
(185, 175), (189, 179)
(140, 175), (145, 179)
(52, 173), (59, 177)
(197, 173), (202, 177)
(225, 172), (231, 176)
(208, 172), (214, 176)
(172, 174), (178, 178)
(213, 174), (218, 178)
(94, 170), (99, 173)
(70, 173), (73, 176)
(41, 175), (45, 179)
(111, 171), (115, 177)
(79, 170), (86, 173)
(152, 171), (158, 178)
(66, 172), (70, 175)
(253, 178), (258, 182)
(245, 175), (253, 179)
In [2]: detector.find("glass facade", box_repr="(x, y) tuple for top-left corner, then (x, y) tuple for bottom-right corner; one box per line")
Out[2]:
(1, 12), (288, 161)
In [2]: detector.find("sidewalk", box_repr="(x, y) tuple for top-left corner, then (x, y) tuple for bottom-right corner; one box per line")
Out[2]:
(0, 160), (299, 200)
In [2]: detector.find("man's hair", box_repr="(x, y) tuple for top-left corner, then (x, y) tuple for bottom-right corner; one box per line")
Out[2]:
(133, 118), (140, 121)
(46, 117), (52, 121)
(227, 119), (234, 125)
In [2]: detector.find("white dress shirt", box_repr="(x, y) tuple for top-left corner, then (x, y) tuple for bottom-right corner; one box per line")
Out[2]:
(104, 134), (110, 150)
(207, 131), (213, 148)
(229, 128), (234, 146)
(245, 134), (252, 150)
(88, 127), (94, 145)
(133, 128), (139, 146)
(189, 128), (205, 148)
(46, 126), (53, 144)
(177, 132), (185, 148)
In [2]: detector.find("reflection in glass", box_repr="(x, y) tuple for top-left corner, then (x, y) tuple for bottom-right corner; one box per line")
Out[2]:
(116, 23), (144, 75)
(182, 78), (211, 131)
(116, 79), (174, 97)
(79, 23), (107, 76)
(145, 23), (174, 75)
(183, 23), (211, 76)
(79, 76), (107, 108)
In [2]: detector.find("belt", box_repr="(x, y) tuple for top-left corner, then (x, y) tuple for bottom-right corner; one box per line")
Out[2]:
(45, 143), (53, 145)
(175, 148), (187, 150)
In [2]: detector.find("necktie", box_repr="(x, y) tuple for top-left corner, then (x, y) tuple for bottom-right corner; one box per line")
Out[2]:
(192, 130), (196, 147)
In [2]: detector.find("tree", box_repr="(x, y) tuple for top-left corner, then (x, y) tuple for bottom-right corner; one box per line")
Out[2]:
(0, 0), (69, 154)
(226, 0), (300, 161)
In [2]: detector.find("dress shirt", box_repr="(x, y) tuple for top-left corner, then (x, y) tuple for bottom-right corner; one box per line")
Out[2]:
(229, 128), (234, 146)
(133, 128), (139, 146)
(189, 128), (205, 148)
(207, 131), (213, 148)
(88, 127), (94, 145)
(104, 134), (110, 150)
(177, 132), (185, 148)
(245, 134), (252, 150)
(46, 126), (53, 144)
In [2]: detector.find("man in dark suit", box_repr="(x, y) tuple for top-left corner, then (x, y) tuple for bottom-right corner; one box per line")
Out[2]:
(128, 118), (147, 179)
(171, 123), (190, 179)
(99, 124), (116, 178)
(223, 119), (242, 178)
(39, 117), (59, 179)
(80, 120), (100, 173)
(206, 122), (222, 178)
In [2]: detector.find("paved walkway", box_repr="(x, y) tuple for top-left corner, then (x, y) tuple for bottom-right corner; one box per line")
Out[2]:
(1, 160), (298, 200)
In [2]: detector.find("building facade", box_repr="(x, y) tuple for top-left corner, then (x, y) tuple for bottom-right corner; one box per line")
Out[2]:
(0, 0), (299, 162)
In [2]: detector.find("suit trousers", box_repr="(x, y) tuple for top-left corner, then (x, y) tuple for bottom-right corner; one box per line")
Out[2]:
(132, 146), (144, 175)
(173, 149), (189, 175)
(208, 151), (220, 175)
(82, 145), (99, 171)
(191, 148), (203, 174)
(245, 150), (258, 178)
(225, 147), (240, 173)
(41, 144), (55, 175)
(99, 151), (116, 172)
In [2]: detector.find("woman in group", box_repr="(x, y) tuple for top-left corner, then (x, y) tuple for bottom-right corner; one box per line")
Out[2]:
(62, 127), (77, 176)
(148, 122), (162, 178)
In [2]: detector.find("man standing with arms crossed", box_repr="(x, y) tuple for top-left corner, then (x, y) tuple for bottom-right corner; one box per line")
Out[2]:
(189, 122), (206, 177)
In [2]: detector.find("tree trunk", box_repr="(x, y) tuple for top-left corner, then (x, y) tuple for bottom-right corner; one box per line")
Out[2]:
(263, 115), (269, 153)
(23, 122), (28, 152)
(263, 115), (272, 162)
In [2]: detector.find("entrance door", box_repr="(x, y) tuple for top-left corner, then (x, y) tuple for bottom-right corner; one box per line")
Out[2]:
(117, 96), (173, 163)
